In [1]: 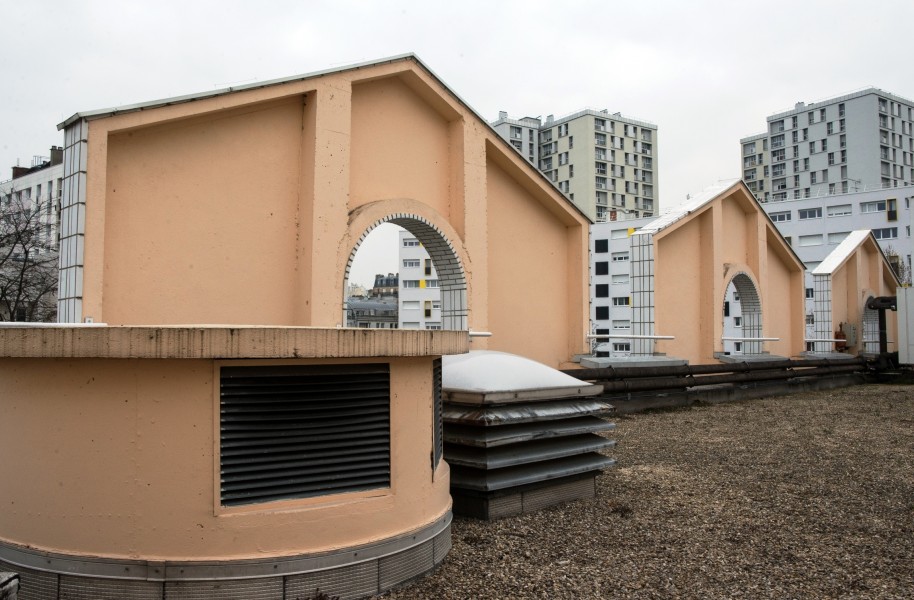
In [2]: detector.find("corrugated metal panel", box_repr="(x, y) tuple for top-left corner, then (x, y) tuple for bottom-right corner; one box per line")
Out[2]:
(443, 398), (613, 426)
(0, 563), (57, 600)
(220, 364), (390, 506)
(59, 576), (162, 600)
(449, 453), (615, 491)
(284, 561), (379, 600)
(433, 358), (443, 469)
(443, 416), (615, 448)
(444, 434), (615, 469)
(164, 579), (282, 600)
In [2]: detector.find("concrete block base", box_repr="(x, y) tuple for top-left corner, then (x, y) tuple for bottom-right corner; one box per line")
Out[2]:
(451, 473), (598, 520)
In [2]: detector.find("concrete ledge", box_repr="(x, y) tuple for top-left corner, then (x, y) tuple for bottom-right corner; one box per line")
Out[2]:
(0, 326), (469, 359)
(579, 355), (688, 368)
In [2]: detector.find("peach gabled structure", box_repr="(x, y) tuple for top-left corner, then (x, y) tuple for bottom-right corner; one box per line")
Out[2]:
(810, 230), (900, 354)
(627, 180), (807, 364)
(55, 53), (591, 368)
(0, 55), (591, 599)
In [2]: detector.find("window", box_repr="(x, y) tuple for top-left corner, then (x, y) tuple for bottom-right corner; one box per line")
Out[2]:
(860, 201), (886, 213)
(612, 274), (629, 285)
(612, 297), (630, 306)
(403, 259), (420, 268)
(798, 234), (823, 246)
(887, 198), (898, 221)
(219, 364), (391, 506)
(425, 279), (439, 288)
(734, 342), (742, 353)
(403, 238), (420, 247)
(596, 284), (609, 298)
(806, 314), (815, 325)
(611, 252), (629, 262)
(734, 316), (742, 327)
(402, 300), (420, 309)
(401, 322), (420, 329)
(595, 239), (609, 253)
(828, 232), (849, 244)
(403, 280), (420, 288)
(595, 306), (609, 320)
(769, 211), (791, 222)
(611, 228), (629, 240)
(595, 133), (607, 146)
(424, 300), (433, 318)
(612, 320), (631, 330)
(873, 227), (898, 240)
(425, 322), (442, 330)
(827, 204), (851, 217)
(595, 262), (609, 275)
(805, 287), (814, 299)
(612, 343), (631, 353)
(799, 207), (822, 220)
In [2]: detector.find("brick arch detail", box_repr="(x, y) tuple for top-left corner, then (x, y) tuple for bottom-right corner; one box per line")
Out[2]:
(725, 271), (763, 355)
(345, 205), (469, 331)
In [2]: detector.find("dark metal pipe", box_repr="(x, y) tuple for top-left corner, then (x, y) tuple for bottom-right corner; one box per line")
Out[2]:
(564, 357), (864, 382)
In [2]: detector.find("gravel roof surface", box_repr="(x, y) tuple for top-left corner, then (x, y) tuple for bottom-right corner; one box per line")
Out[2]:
(382, 383), (914, 599)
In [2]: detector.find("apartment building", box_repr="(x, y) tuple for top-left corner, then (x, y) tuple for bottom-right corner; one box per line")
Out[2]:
(492, 109), (658, 222)
(490, 112), (541, 166)
(0, 146), (64, 253)
(741, 88), (914, 203)
(397, 230), (442, 329)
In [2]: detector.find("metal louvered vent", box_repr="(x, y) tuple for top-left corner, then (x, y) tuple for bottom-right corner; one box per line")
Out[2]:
(220, 364), (390, 506)
(433, 358), (443, 469)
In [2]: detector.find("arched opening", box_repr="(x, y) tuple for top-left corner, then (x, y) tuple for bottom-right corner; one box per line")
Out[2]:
(723, 273), (763, 355)
(343, 214), (468, 331)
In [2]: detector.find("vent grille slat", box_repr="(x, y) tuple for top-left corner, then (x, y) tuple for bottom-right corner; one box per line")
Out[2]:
(433, 358), (443, 469)
(220, 364), (390, 507)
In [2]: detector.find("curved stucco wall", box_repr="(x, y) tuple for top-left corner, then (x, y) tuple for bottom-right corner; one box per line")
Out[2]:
(0, 355), (450, 561)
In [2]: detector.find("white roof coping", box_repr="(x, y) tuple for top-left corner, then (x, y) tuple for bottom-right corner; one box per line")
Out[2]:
(813, 230), (877, 275)
(634, 179), (740, 236)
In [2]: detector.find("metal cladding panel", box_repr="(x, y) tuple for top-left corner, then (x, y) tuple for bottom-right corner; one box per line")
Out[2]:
(378, 539), (434, 592)
(449, 453), (616, 492)
(443, 398), (614, 426)
(164, 579), (282, 600)
(523, 476), (596, 512)
(486, 493), (525, 519)
(443, 416), (615, 448)
(0, 563), (57, 600)
(444, 434), (616, 469)
(219, 364), (391, 506)
(59, 576), (163, 600)
(432, 527), (452, 564)
(433, 358), (443, 468)
(284, 560), (379, 600)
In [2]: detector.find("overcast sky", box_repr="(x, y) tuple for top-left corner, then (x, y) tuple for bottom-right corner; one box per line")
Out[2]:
(3, 0), (912, 288)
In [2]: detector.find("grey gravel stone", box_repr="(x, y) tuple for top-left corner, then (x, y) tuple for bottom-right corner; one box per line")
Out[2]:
(381, 383), (914, 599)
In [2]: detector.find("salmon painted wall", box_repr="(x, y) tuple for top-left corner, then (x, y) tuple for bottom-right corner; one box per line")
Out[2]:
(654, 213), (708, 362)
(485, 157), (579, 367)
(102, 100), (304, 325)
(349, 77), (451, 219)
(0, 356), (449, 560)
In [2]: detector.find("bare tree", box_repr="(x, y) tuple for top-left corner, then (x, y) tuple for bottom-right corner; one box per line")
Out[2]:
(0, 187), (58, 321)
(882, 244), (911, 286)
